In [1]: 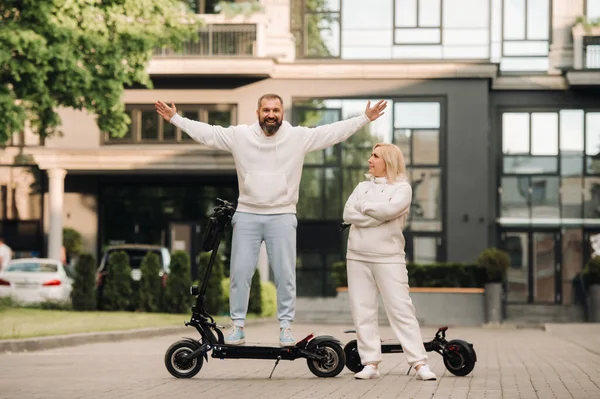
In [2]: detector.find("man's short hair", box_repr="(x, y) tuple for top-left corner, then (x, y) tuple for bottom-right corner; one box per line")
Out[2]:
(257, 93), (283, 109)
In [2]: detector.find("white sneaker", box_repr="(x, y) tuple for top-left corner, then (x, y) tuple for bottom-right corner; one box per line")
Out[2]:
(354, 364), (380, 380)
(416, 365), (437, 381)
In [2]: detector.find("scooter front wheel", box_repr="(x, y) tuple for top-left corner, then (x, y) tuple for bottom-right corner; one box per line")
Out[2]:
(443, 339), (476, 377)
(165, 340), (203, 378)
(306, 341), (346, 378)
(343, 340), (364, 373)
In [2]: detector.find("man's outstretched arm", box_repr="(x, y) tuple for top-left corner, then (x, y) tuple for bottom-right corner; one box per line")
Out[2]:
(155, 101), (234, 152)
(299, 100), (387, 153)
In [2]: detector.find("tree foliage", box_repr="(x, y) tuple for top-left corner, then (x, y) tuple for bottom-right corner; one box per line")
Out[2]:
(0, 0), (200, 143)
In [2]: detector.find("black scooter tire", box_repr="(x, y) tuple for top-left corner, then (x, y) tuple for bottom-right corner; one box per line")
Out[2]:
(443, 339), (476, 377)
(343, 340), (364, 373)
(306, 341), (346, 378)
(165, 340), (203, 378)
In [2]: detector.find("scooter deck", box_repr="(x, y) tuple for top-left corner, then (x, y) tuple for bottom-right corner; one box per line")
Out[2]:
(211, 343), (300, 360)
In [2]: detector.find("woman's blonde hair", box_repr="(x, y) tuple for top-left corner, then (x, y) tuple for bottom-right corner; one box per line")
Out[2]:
(372, 143), (407, 182)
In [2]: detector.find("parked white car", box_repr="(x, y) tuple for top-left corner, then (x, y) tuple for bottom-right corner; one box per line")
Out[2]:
(0, 258), (74, 304)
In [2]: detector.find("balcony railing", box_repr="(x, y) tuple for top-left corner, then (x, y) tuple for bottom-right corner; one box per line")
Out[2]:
(584, 36), (600, 69)
(154, 24), (257, 57)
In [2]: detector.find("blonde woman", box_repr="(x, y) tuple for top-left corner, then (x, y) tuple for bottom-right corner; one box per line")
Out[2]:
(342, 143), (437, 381)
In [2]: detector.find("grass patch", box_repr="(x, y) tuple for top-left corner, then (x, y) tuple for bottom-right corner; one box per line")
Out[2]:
(0, 308), (233, 340)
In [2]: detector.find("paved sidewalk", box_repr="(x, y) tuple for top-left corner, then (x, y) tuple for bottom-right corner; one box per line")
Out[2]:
(1, 323), (599, 399)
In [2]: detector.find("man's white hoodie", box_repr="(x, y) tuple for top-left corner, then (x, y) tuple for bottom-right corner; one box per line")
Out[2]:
(170, 113), (370, 214)
(343, 176), (412, 264)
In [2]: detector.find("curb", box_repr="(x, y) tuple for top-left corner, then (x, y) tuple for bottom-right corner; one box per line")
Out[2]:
(0, 318), (272, 354)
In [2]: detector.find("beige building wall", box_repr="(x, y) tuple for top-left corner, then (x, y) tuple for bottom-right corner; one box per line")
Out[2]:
(43, 192), (98, 260)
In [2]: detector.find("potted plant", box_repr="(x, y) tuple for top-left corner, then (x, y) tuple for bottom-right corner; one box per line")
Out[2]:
(477, 248), (510, 324)
(583, 256), (600, 322)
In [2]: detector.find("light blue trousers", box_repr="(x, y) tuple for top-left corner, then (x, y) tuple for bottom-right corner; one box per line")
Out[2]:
(229, 212), (297, 328)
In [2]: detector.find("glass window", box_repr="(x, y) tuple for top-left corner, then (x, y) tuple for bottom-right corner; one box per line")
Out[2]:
(412, 130), (439, 165)
(306, 14), (340, 57)
(533, 231), (556, 303)
(208, 110), (232, 127)
(181, 111), (198, 141)
(394, 103), (440, 128)
(584, 177), (600, 218)
(503, 231), (529, 302)
(5, 262), (58, 273)
(410, 168), (441, 222)
(163, 117), (176, 141)
(588, 0), (600, 20)
(324, 168), (342, 218)
(531, 176), (559, 218)
(586, 112), (600, 156)
(503, 156), (557, 174)
(527, 0), (549, 40)
(395, 0), (418, 27)
(140, 111), (159, 140)
(562, 229), (583, 304)
(501, 177), (530, 218)
(343, 169), (368, 203)
(561, 155), (584, 177)
(531, 113), (557, 155)
(298, 167), (322, 219)
(561, 177), (583, 219)
(502, 113), (529, 154)
(394, 129), (412, 165)
(503, 0), (526, 40)
(413, 236), (437, 264)
(560, 110), (584, 153)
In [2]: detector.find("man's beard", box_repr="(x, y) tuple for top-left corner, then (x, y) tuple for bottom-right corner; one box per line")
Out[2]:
(260, 118), (282, 135)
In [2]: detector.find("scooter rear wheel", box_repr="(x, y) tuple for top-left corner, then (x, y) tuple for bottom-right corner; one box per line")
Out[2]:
(306, 341), (346, 378)
(443, 339), (476, 377)
(165, 340), (203, 378)
(343, 340), (364, 373)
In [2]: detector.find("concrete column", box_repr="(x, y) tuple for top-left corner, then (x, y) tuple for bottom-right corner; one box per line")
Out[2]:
(548, 0), (585, 73)
(47, 168), (67, 261)
(262, 0), (296, 61)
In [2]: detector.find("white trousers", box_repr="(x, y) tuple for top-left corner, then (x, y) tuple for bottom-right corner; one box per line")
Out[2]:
(347, 259), (427, 367)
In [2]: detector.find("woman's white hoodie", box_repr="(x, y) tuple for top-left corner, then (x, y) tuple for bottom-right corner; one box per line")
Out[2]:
(343, 176), (412, 264)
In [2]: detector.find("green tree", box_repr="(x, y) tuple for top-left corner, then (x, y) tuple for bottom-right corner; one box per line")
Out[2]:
(196, 251), (225, 314)
(139, 251), (163, 312)
(102, 251), (132, 311)
(0, 0), (200, 143)
(70, 253), (97, 311)
(163, 250), (193, 313)
(248, 268), (262, 315)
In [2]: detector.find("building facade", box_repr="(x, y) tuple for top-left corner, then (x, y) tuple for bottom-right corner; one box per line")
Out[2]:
(1, 0), (599, 312)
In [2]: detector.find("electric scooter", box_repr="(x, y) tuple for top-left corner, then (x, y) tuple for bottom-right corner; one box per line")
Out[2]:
(339, 223), (477, 377)
(164, 199), (346, 379)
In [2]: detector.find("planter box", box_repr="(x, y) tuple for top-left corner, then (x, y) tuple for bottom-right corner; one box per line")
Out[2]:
(295, 287), (485, 326)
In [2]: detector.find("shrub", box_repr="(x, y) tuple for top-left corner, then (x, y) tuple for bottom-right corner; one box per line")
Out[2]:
(477, 248), (511, 284)
(330, 261), (487, 289)
(196, 251), (225, 314)
(260, 280), (277, 317)
(221, 277), (277, 318)
(139, 251), (163, 312)
(583, 256), (600, 288)
(248, 269), (262, 315)
(70, 253), (97, 311)
(163, 251), (193, 314)
(63, 227), (84, 262)
(332, 261), (347, 288)
(101, 251), (132, 311)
